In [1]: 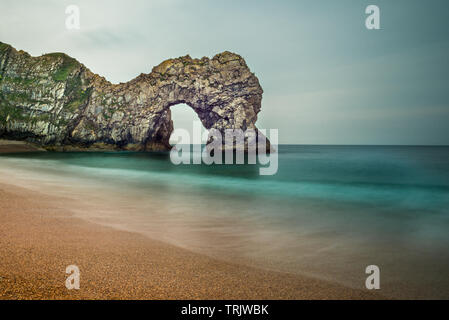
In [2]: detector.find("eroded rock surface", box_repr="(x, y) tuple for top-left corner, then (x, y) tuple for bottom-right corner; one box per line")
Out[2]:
(0, 41), (267, 151)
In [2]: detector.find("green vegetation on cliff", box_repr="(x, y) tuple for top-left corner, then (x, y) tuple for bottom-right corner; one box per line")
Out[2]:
(48, 53), (79, 82)
(65, 75), (91, 111)
(0, 93), (26, 124)
(0, 45), (90, 136)
(0, 42), (10, 52)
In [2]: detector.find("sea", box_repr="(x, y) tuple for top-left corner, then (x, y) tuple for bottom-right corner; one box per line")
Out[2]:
(1, 145), (449, 298)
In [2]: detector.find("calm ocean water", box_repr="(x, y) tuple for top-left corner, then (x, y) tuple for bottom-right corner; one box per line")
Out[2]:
(1, 145), (449, 298)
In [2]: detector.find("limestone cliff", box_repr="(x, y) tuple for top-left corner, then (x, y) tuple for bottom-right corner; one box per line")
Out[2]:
(0, 41), (266, 151)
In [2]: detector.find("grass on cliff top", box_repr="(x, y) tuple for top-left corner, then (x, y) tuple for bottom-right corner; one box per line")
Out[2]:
(0, 42), (11, 52)
(44, 53), (79, 82)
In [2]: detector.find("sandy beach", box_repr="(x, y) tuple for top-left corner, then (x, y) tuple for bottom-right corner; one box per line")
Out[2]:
(0, 179), (379, 300)
(0, 140), (45, 153)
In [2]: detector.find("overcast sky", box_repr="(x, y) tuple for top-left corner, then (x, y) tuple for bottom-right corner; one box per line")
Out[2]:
(1, 0), (448, 144)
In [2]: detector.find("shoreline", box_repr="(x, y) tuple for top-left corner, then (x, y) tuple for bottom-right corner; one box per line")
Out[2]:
(0, 181), (379, 299)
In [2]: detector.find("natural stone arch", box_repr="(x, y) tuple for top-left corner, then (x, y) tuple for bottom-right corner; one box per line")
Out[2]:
(0, 41), (268, 151)
(72, 51), (265, 151)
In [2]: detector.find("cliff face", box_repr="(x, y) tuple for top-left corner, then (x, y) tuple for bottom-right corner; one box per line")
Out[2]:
(0, 41), (266, 151)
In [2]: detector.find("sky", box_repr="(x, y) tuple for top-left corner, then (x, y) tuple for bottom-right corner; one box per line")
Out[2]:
(1, 0), (448, 144)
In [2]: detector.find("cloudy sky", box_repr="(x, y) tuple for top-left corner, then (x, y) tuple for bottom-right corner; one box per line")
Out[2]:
(1, 0), (448, 144)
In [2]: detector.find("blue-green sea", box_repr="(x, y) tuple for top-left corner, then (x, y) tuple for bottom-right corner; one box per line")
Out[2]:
(1, 145), (449, 298)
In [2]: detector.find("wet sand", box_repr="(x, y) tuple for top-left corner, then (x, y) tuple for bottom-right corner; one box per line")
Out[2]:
(0, 181), (379, 299)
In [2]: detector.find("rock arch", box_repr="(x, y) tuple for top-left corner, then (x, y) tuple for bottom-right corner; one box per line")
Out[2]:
(0, 41), (268, 151)
(72, 51), (266, 151)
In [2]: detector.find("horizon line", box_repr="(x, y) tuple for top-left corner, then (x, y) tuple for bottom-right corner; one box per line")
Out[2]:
(169, 143), (449, 147)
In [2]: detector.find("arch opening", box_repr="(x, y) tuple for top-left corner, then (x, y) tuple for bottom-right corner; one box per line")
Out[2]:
(169, 103), (209, 146)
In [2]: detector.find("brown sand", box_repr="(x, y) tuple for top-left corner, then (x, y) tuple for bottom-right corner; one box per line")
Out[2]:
(0, 181), (380, 300)
(0, 139), (45, 153)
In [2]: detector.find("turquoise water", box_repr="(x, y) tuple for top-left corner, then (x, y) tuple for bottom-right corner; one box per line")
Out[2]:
(1, 145), (449, 298)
